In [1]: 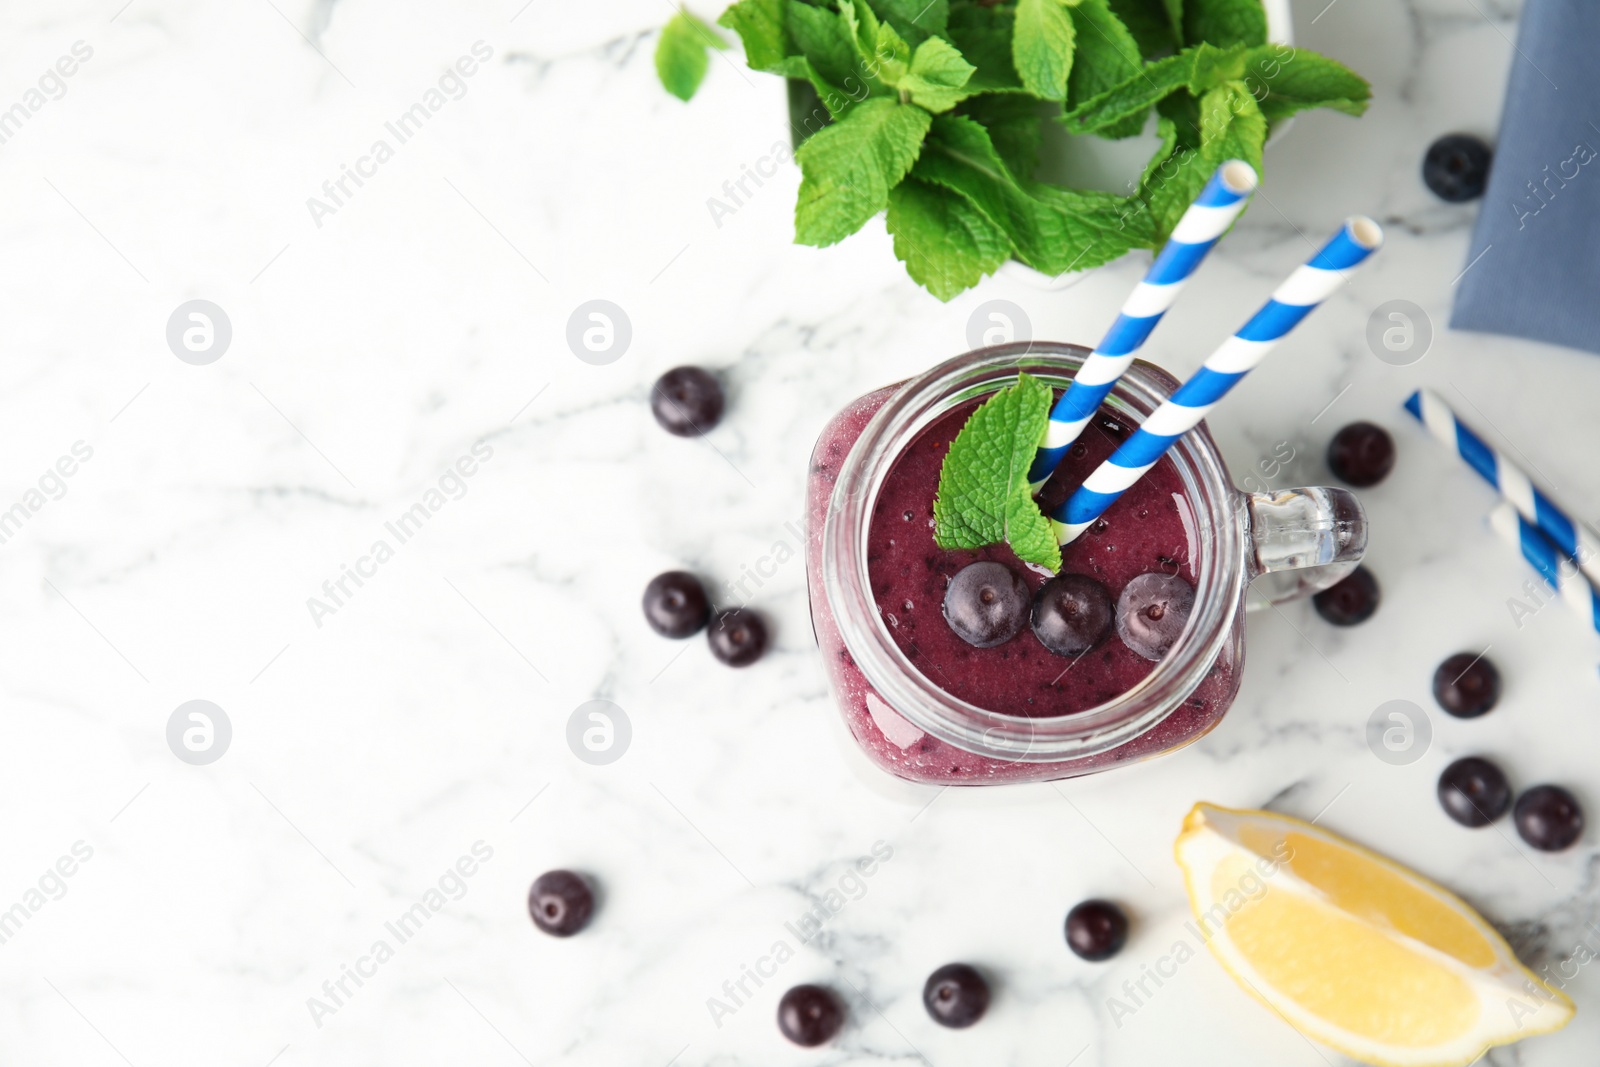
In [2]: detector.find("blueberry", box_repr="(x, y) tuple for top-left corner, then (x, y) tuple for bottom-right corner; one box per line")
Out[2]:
(777, 984), (843, 1046)
(1312, 566), (1380, 626)
(1327, 422), (1395, 488)
(651, 366), (725, 437)
(1514, 785), (1583, 852)
(642, 571), (710, 638)
(1423, 134), (1492, 203)
(527, 870), (594, 937)
(922, 963), (990, 1028)
(1432, 652), (1500, 719)
(707, 608), (767, 667)
(1032, 573), (1114, 657)
(1115, 572), (1194, 661)
(1437, 756), (1511, 828)
(943, 562), (1030, 648)
(1065, 899), (1128, 961)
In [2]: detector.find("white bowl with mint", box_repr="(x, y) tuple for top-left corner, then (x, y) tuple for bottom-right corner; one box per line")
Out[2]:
(655, 0), (1369, 301)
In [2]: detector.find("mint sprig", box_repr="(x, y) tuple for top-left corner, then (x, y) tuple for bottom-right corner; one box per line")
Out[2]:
(887, 176), (1010, 299)
(795, 98), (932, 247)
(900, 37), (978, 112)
(1012, 0), (1076, 101)
(933, 372), (1062, 573)
(654, 0), (1371, 301)
(656, 8), (729, 101)
(1068, 0), (1147, 137)
(718, 0), (789, 73)
(1182, 0), (1268, 50)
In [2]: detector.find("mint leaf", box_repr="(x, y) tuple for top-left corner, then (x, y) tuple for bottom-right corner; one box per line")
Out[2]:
(914, 114), (1063, 267)
(794, 98), (932, 246)
(901, 37), (977, 112)
(781, 55), (852, 136)
(786, 1), (863, 93)
(1057, 41), (1245, 134)
(867, 0), (949, 45)
(1186, 40), (1247, 89)
(887, 177), (1011, 299)
(1139, 112), (1180, 187)
(1243, 46), (1371, 120)
(1182, 0), (1265, 48)
(934, 372), (1063, 572)
(948, 3), (1025, 93)
(873, 21), (913, 85)
(1034, 182), (1159, 260)
(916, 114), (1147, 275)
(1138, 78), (1263, 240)
(840, 0), (882, 64)
(839, 0), (911, 93)
(959, 94), (1044, 179)
(1196, 77), (1264, 162)
(718, 0), (790, 73)
(1068, 0), (1147, 138)
(1108, 0), (1181, 57)
(1058, 49), (1191, 134)
(1156, 85), (1201, 148)
(1013, 0), (1076, 101)
(656, 8), (728, 101)
(1004, 487), (1067, 572)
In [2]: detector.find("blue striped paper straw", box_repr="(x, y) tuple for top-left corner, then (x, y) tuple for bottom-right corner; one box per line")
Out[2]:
(1488, 502), (1600, 636)
(1027, 160), (1259, 491)
(1404, 388), (1600, 588)
(1052, 217), (1384, 545)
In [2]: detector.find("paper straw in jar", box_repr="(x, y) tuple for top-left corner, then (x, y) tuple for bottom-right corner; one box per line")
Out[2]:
(1052, 217), (1385, 546)
(1027, 160), (1259, 491)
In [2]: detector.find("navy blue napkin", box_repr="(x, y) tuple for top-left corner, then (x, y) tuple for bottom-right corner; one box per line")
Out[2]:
(1451, 0), (1600, 354)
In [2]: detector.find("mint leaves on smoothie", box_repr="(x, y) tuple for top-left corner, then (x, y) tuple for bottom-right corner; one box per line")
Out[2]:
(933, 372), (1063, 573)
(653, 0), (1370, 300)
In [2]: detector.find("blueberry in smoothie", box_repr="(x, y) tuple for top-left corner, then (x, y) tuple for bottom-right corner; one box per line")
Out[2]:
(943, 562), (1030, 648)
(1116, 572), (1196, 662)
(863, 395), (1210, 717)
(1031, 573), (1115, 657)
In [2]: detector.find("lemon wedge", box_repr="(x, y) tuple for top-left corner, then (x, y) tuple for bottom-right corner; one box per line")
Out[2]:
(1175, 802), (1573, 1066)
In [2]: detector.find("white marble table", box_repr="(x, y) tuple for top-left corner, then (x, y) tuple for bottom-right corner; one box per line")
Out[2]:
(4, 0), (1599, 1064)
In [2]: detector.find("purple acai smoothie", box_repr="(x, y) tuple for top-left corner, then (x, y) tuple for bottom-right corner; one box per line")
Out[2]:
(806, 380), (1241, 785)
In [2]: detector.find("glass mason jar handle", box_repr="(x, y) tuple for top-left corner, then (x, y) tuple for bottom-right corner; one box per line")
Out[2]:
(1243, 487), (1368, 607)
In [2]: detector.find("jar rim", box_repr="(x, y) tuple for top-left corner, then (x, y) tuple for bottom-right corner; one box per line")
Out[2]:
(819, 343), (1246, 763)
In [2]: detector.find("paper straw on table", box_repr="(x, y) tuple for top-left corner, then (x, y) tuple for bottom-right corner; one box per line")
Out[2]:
(1026, 160), (1259, 492)
(1488, 502), (1600, 636)
(1405, 388), (1600, 588)
(1051, 216), (1384, 546)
